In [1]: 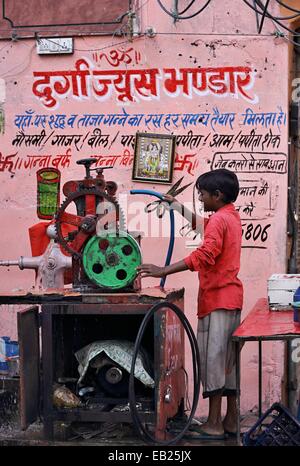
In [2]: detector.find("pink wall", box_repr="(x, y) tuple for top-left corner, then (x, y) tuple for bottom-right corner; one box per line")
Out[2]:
(0, 1), (289, 416)
(0, 0), (130, 38)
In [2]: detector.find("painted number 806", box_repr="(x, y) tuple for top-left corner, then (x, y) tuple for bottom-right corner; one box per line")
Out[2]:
(241, 223), (271, 242)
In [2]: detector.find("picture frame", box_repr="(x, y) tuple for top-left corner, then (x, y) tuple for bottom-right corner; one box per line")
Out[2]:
(132, 132), (176, 184)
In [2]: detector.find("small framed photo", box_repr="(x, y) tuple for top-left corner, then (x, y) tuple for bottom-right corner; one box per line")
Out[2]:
(132, 132), (176, 184)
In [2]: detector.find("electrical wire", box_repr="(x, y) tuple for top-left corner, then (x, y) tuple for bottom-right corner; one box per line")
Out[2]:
(242, 0), (300, 36)
(0, 2), (140, 42)
(132, 0), (150, 14)
(178, 0), (198, 15)
(264, 6), (300, 50)
(2, 1), (299, 57)
(253, 0), (261, 31)
(0, 29), (276, 38)
(255, 0), (300, 20)
(34, 1), (149, 53)
(0, 41), (35, 79)
(274, 0), (300, 14)
(243, 0), (300, 21)
(0, 34), (144, 80)
(1, 18), (144, 78)
(258, 0), (271, 33)
(148, 31), (273, 36)
(0, 28), (278, 36)
(156, 0), (212, 20)
(46, 29), (145, 53)
(271, 19), (300, 48)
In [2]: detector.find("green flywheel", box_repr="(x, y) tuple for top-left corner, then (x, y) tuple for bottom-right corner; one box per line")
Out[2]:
(82, 233), (142, 289)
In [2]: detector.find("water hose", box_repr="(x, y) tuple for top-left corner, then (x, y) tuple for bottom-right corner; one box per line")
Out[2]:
(130, 190), (175, 288)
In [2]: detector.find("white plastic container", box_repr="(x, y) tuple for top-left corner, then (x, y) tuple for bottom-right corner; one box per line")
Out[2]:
(267, 274), (300, 309)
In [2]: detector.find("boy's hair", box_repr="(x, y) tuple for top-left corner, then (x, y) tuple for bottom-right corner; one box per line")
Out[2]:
(195, 169), (239, 203)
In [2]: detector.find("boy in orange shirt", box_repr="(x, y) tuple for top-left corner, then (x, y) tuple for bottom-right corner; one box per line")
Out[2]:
(137, 168), (243, 439)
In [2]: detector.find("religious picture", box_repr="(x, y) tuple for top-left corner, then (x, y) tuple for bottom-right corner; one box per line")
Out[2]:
(132, 132), (176, 184)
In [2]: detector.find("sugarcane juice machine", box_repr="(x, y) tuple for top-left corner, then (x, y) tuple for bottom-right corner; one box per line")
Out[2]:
(0, 158), (199, 444)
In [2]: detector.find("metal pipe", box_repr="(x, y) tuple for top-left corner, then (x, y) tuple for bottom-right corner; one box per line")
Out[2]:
(0, 257), (42, 269)
(0, 260), (20, 267)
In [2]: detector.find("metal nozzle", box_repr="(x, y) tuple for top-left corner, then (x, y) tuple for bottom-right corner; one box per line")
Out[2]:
(0, 260), (20, 267)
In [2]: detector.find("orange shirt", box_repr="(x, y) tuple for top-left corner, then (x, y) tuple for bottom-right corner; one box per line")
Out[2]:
(184, 203), (243, 318)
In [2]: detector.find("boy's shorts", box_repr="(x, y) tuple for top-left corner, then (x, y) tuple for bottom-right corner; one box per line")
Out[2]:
(197, 309), (241, 398)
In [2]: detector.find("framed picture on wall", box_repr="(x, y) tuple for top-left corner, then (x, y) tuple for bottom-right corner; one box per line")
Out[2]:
(132, 132), (176, 184)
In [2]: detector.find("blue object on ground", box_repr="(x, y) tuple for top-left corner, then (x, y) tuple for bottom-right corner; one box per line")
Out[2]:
(0, 337), (19, 374)
(243, 402), (300, 446)
(292, 287), (300, 323)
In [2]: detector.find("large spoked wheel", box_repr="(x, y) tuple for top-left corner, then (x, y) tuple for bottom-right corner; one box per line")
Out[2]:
(55, 189), (123, 258)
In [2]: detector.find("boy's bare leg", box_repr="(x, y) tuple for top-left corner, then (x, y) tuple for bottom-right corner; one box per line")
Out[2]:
(199, 394), (224, 435)
(223, 395), (238, 433)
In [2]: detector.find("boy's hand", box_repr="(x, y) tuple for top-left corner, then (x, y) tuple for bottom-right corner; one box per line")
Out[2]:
(136, 264), (166, 278)
(162, 195), (182, 213)
(162, 194), (177, 204)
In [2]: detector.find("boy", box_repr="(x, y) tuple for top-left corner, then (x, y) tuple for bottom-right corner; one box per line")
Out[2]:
(137, 168), (243, 439)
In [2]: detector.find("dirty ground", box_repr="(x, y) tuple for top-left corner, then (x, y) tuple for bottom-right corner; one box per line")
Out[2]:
(0, 380), (257, 447)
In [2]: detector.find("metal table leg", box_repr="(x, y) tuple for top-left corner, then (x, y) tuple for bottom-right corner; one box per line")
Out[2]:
(258, 340), (262, 418)
(236, 341), (241, 445)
